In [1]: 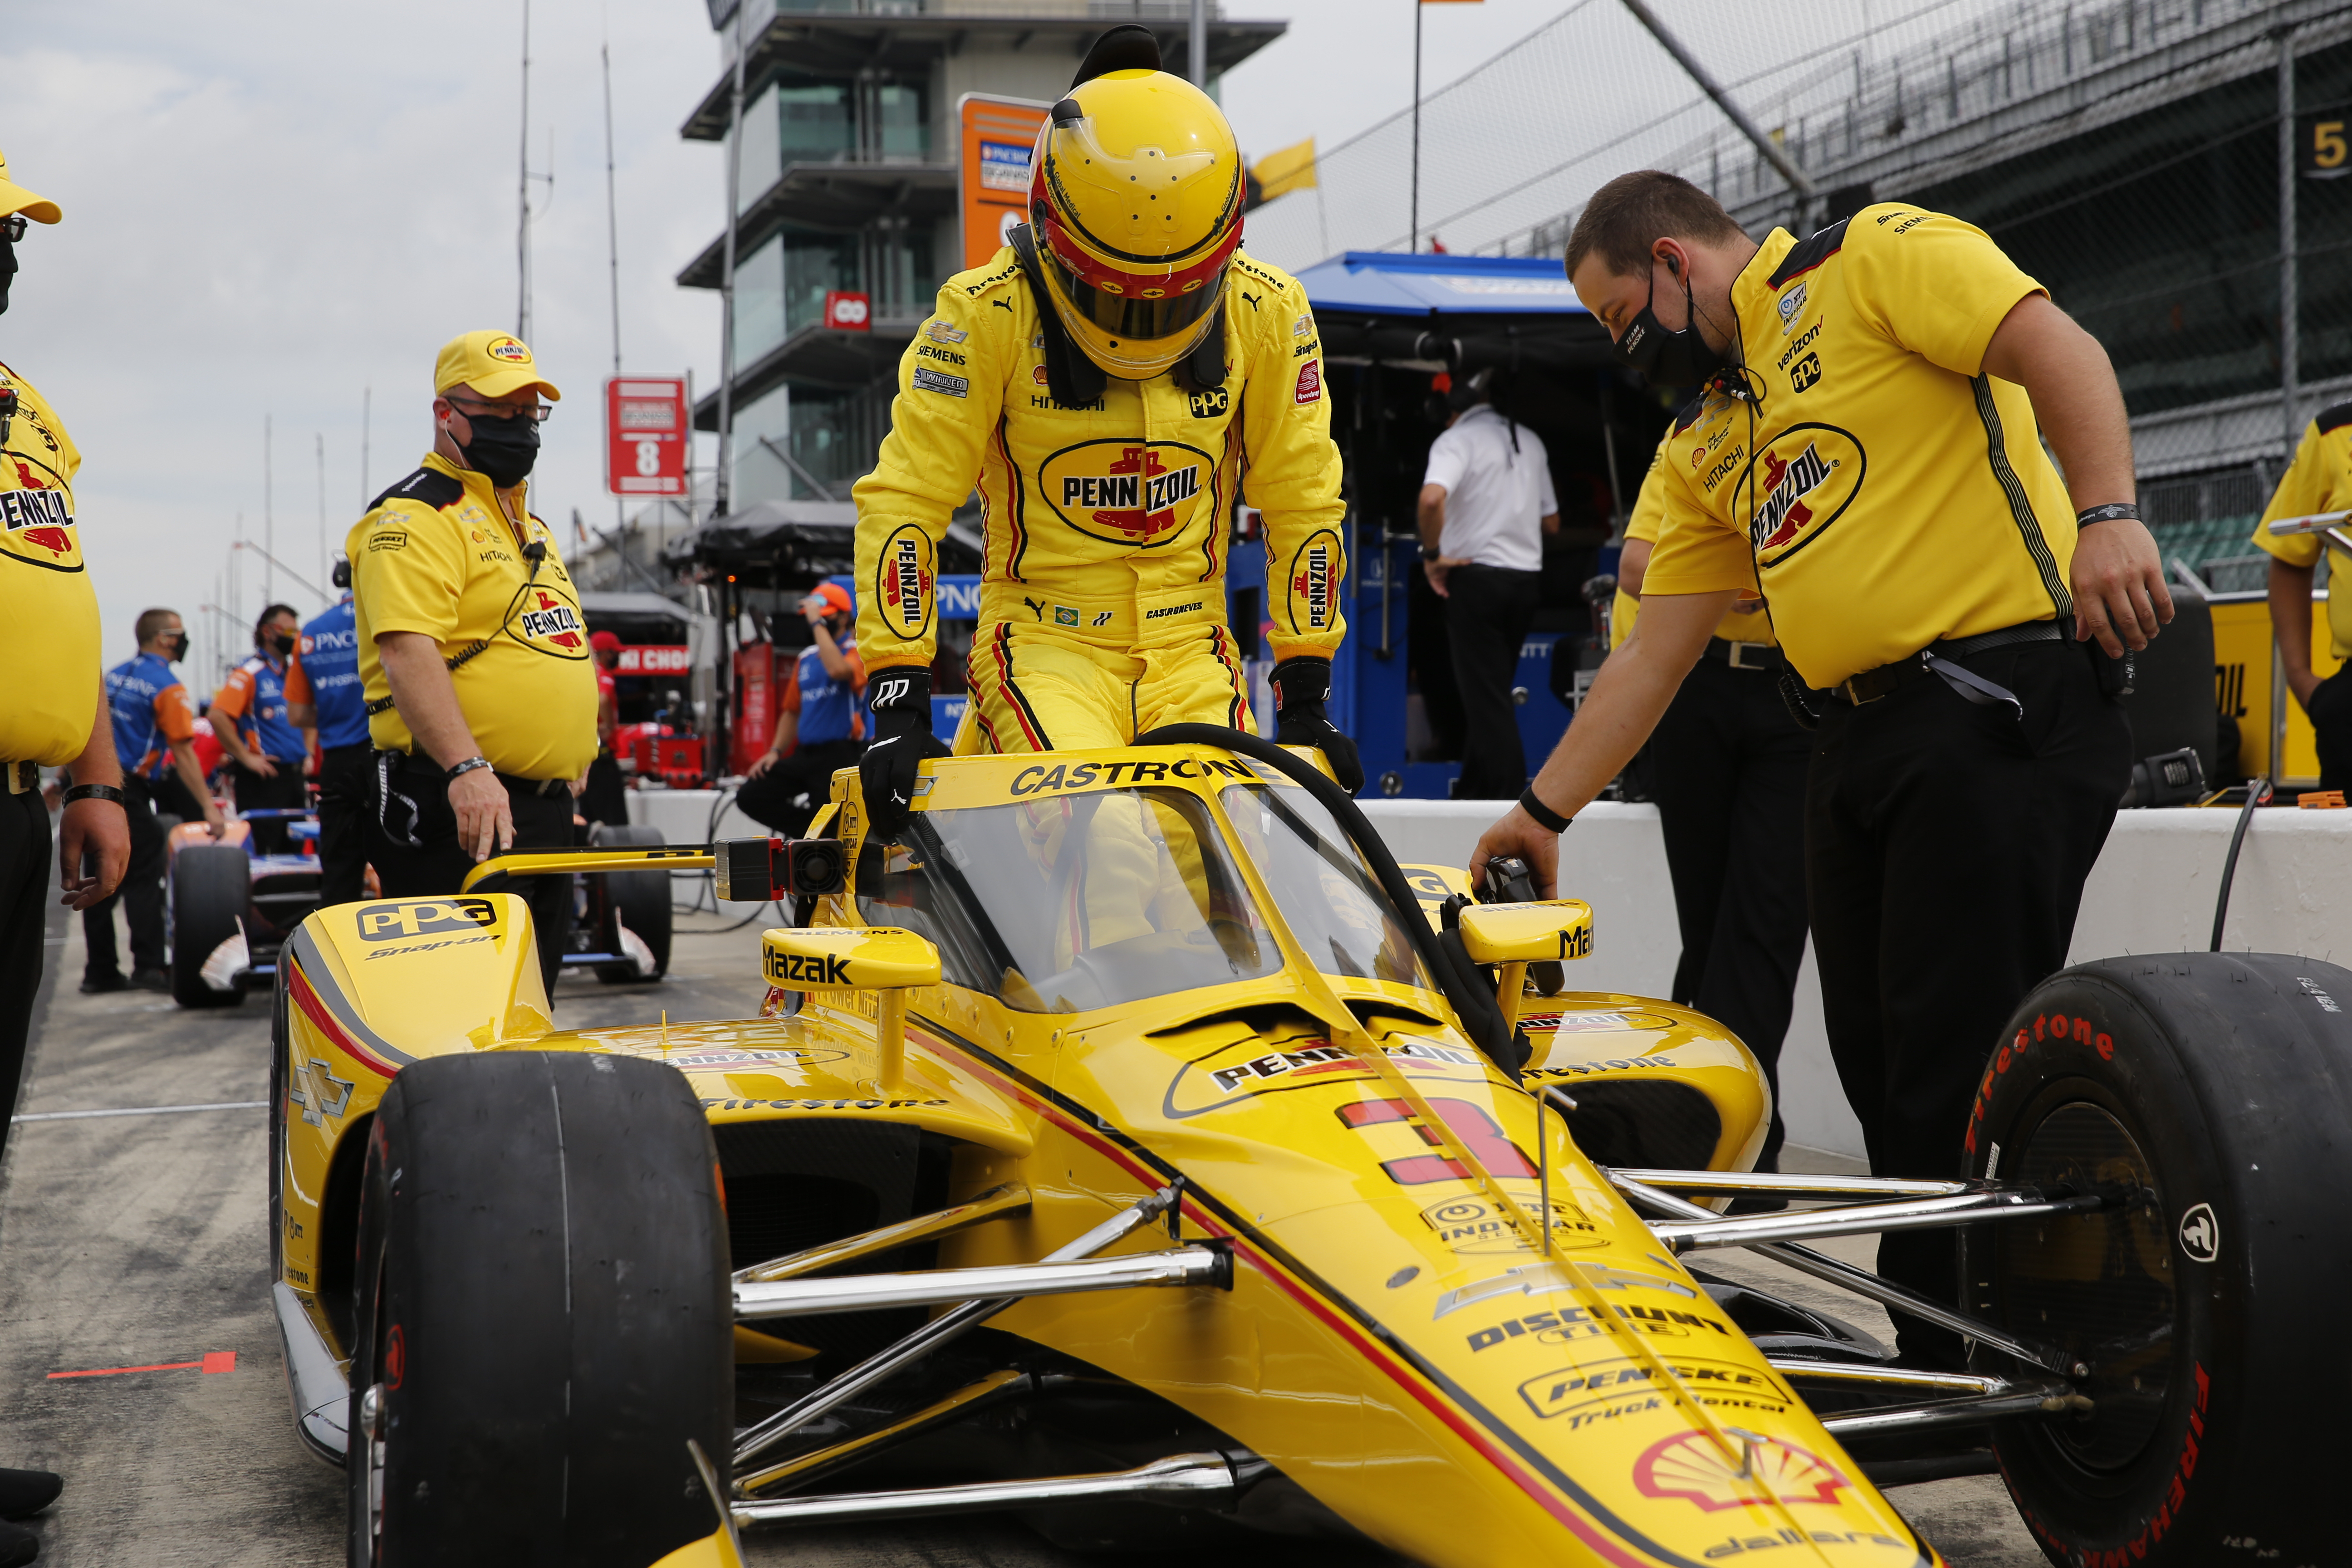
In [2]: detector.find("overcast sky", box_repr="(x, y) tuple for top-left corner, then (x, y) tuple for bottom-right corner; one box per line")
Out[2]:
(6, 0), (1987, 670)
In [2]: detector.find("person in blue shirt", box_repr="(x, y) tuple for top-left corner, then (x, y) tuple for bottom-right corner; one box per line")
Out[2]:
(89, 608), (225, 992)
(211, 604), (310, 855)
(287, 563), (368, 902)
(738, 583), (866, 839)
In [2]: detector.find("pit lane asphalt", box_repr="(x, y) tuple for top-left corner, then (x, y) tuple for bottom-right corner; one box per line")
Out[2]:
(0, 904), (2043, 1566)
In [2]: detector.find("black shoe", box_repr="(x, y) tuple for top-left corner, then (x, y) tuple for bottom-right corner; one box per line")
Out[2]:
(0, 1518), (38, 1566)
(78, 971), (127, 995)
(0, 1471), (57, 1521)
(128, 968), (172, 993)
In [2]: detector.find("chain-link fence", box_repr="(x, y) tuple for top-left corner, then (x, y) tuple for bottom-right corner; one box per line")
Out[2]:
(1245, 0), (2352, 587)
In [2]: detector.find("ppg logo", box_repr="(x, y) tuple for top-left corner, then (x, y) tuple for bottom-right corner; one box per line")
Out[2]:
(358, 898), (500, 942)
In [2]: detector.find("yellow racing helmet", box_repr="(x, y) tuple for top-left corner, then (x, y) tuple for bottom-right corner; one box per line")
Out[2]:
(1030, 33), (1243, 381)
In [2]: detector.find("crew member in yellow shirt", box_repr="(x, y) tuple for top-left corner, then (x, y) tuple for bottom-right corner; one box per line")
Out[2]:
(851, 27), (1353, 835)
(1614, 435), (1808, 1176)
(348, 331), (594, 994)
(2250, 405), (2352, 790)
(0, 146), (125, 1561)
(1472, 172), (2170, 1367)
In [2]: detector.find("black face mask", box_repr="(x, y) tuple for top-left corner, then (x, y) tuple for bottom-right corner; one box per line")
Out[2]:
(0, 236), (15, 316)
(164, 632), (189, 662)
(272, 633), (297, 656)
(1612, 261), (1724, 388)
(454, 411), (539, 488)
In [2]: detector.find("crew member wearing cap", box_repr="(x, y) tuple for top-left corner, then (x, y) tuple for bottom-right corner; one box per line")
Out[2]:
(2250, 404), (2352, 790)
(0, 145), (124, 1563)
(1470, 172), (2169, 1365)
(348, 331), (594, 995)
(851, 27), (1353, 836)
(211, 603), (309, 854)
(1613, 436), (1806, 1175)
(739, 583), (865, 840)
(286, 562), (370, 903)
(580, 630), (628, 829)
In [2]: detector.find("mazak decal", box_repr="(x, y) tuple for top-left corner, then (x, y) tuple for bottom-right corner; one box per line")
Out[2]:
(1735, 423), (1866, 565)
(877, 524), (934, 641)
(515, 589), (585, 651)
(1517, 1355), (1793, 1426)
(763, 948), (854, 987)
(1633, 1432), (1850, 1513)
(357, 898), (499, 942)
(1519, 1009), (1675, 1035)
(666, 1047), (848, 1072)
(1040, 440), (1215, 546)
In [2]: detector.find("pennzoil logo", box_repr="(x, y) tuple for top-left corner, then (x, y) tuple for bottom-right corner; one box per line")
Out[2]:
(516, 589), (585, 651)
(486, 336), (531, 363)
(1289, 532), (1339, 632)
(1041, 439), (1215, 546)
(877, 524), (934, 640)
(358, 898), (499, 942)
(1735, 423), (1866, 567)
(0, 484), (78, 570)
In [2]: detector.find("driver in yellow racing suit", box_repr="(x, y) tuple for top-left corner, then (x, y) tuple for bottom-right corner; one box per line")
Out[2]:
(852, 25), (1357, 837)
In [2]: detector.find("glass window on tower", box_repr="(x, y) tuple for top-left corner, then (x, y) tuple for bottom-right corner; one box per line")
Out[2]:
(872, 219), (942, 320)
(874, 79), (928, 161)
(784, 229), (863, 337)
(776, 74), (854, 165)
(733, 232), (786, 368)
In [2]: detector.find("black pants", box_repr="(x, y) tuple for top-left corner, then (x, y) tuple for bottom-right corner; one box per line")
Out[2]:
(1646, 654), (1811, 1169)
(82, 773), (169, 980)
(317, 744), (372, 906)
(1807, 639), (2130, 1364)
(0, 789), (52, 1171)
(147, 770), (205, 826)
(735, 740), (862, 838)
(1444, 565), (1543, 800)
(369, 751), (573, 997)
(2309, 669), (2352, 792)
(580, 752), (628, 830)
(231, 759), (306, 853)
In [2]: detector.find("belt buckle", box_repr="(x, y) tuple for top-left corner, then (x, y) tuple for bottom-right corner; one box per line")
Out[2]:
(5, 761), (30, 794)
(1727, 641), (1769, 671)
(1840, 676), (1878, 706)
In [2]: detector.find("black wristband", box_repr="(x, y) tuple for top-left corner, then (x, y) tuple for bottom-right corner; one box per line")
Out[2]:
(446, 755), (494, 781)
(1517, 787), (1572, 833)
(2075, 503), (2141, 527)
(61, 783), (125, 807)
(867, 668), (931, 714)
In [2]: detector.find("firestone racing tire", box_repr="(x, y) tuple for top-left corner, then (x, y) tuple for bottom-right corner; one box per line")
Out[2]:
(171, 842), (249, 1009)
(591, 823), (672, 985)
(1958, 952), (2352, 1568)
(344, 1052), (730, 1567)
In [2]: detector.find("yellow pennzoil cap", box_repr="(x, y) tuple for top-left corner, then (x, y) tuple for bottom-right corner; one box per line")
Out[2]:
(433, 330), (562, 402)
(0, 151), (61, 225)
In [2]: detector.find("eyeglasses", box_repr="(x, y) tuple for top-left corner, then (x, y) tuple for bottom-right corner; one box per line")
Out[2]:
(0, 216), (26, 244)
(443, 395), (553, 423)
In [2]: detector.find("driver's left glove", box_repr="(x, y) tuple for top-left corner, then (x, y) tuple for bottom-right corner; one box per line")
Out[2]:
(1269, 657), (1364, 794)
(858, 670), (951, 840)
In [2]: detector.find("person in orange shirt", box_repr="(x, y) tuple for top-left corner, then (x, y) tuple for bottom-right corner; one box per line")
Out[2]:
(211, 604), (310, 853)
(738, 584), (865, 839)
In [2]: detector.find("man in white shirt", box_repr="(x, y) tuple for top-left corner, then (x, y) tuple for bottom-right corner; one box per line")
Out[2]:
(1418, 370), (1560, 798)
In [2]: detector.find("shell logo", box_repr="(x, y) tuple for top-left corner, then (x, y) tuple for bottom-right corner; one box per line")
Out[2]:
(487, 337), (531, 364)
(1632, 1431), (1851, 1512)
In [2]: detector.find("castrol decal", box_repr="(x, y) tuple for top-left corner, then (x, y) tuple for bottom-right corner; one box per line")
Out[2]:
(1732, 422), (1866, 568)
(1039, 439), (1215, 549)
(875, 523), (935, 642)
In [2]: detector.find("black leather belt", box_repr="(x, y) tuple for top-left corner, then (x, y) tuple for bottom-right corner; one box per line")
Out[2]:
(1702, 637), (1781, 672)
(379, 748), (570, 796)
(1830, 619), (2066, 706)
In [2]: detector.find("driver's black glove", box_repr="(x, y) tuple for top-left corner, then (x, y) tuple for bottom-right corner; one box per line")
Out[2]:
(1269, 657), (1364, 794)
(858, 670), (950, 839)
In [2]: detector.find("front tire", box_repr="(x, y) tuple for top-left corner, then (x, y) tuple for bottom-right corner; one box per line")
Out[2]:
(591, 823), (671, 984)
(1960, 953), (2352, 1567)
(344, 1052), (730, 1567)
(171, 843), (250, 1009)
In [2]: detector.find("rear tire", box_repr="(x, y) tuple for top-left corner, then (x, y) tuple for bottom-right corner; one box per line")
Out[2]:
(1959, 952), (2352, 1567)
(171, 843), (250, 1009)
(592, 823), (671, 984)
(344, 1052), (730, 1567)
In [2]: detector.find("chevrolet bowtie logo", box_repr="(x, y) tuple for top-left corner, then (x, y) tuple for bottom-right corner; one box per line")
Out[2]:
(289, 1056), (354, 1127)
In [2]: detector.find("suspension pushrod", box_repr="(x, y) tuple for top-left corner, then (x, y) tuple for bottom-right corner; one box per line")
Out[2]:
(1647, 1189), (2104, 1251)
(736, 1183), (1031, 1284)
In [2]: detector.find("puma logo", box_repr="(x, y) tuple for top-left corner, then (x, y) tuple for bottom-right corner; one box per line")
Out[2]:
(991, 299), (1013, 312)
(1022, 596), (1047, 620)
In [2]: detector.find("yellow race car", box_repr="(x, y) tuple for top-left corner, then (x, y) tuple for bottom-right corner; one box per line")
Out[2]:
(268, 728), (2349, 1568)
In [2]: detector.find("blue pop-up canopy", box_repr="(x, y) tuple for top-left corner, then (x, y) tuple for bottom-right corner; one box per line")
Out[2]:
(1292, 251), (1588, 319)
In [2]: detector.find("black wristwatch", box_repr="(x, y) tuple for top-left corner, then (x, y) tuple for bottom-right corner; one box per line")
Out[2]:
(61, 784), (126, 807)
